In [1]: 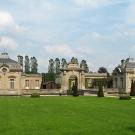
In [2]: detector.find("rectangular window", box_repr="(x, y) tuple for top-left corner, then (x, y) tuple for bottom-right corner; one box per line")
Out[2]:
(25, 80), (29, 87)
(10, 79), (14, 89)
(35, 80), (39, 87)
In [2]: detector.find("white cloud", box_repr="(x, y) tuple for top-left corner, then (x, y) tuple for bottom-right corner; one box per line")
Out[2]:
(0, 37), (18, 50)
(0, 11), (24, 32)
(0, 11), (14, 26)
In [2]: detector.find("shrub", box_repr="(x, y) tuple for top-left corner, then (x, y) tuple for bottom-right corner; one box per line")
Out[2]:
(119, 95), (131, 100)
(72, 84), (79, 97)
(31, 93), (40, 98)
(97, 85), (104, 97)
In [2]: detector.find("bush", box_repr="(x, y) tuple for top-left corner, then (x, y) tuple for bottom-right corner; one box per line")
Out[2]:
(119, 95), (131, 100)
(97, 85), (104, 97)
(72, 84), (79, 97)
(31, 93), (40, 98)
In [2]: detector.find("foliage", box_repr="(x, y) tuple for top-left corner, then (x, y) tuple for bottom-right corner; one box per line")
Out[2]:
(48, 59), (55, 73)
(42, 73), (56, 82)
(119, 95), (131, 100)
(17, 55), (23, 71)
(98, 67), (108, 74)
(97, 85), (104, 97)
(72, 84), (79, 97)
(30, 57), (38, 74)
(71, 57), (78, 64)
(24, 55), (38, 74)
(55, 58), (60, 74)
(31, 93), (40, 98)
(61, 58), (67, 68)
(25, 55), (30, 73)
(80, 60), (89, 73)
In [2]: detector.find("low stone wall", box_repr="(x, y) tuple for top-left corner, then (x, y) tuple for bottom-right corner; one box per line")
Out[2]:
(0, 90), (21, 96)
(0, 88), (119, 96)
(22, 89), (64, 95)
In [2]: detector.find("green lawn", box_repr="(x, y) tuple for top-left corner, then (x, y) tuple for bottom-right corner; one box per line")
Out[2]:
(0, 96), (135, 135)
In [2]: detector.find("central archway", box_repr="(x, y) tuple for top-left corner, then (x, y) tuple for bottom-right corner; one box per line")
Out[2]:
(68, 75), (78, 91)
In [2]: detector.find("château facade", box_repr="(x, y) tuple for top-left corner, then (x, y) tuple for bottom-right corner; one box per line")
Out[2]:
(113, 57), (135, 93)
(0, 52), (42, 95)
(3, 52), (134, 96)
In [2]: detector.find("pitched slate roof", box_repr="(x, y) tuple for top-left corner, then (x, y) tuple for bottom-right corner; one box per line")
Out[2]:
(0, 58), (18, 64)
(0, 52), (18, 65)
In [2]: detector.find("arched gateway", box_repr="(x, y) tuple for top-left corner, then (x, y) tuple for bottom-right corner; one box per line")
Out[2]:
(60, 60), (85, 92)
(69, 75), (78, 90)
(56, 57), (108, 93)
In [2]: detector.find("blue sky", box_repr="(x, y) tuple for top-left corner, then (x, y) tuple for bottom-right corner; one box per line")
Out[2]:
(0, 0), (135, 72)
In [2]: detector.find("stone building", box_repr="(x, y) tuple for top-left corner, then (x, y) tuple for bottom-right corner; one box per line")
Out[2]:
(113, 57), (135, 93)
(56, 57), (108, 93)
(0, 52), (42, 95)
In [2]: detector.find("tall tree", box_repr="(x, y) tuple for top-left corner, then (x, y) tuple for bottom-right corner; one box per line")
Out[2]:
(30, 57), (38, 73)
(17, 55), (23, 71)
(48, 59), (55, 73)
(25, 56), (30, 73)
(80, 60), (89, 73)
(61, 58), (67, 68)
(71, 57), (78, 64)
(55, 58), (60, 74)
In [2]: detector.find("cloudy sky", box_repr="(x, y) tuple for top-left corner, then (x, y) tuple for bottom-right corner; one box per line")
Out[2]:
(0, 0), (135, 73)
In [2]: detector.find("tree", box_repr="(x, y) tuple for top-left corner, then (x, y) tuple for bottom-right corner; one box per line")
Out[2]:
(71, 57), (78, 64)
(48, 59), (55, 73)
(42, 73), (56, 82)
(17, 55), (23, 71)
(25, 56), (30, 73)
(98, 67), (108, 73)
(130, 80), (135, 96)
(55, 58), (60, 74)
(61, 58), (67, 68)
(30, 57), (38, 74)
(80, 60), (89, 73)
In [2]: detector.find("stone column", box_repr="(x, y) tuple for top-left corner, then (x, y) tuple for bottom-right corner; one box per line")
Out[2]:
(125, 72), (129, 93)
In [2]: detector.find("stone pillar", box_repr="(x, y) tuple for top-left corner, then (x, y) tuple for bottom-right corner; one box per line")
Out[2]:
(125, 72), (129, 93)
(81, 71), (85, 90)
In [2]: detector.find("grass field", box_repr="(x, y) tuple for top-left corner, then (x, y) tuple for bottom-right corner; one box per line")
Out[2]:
(0, 96), (135, 135)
